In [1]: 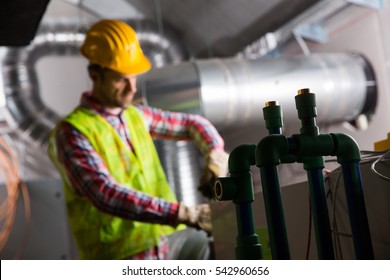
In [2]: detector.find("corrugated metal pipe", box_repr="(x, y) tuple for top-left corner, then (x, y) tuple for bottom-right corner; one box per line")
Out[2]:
(0, 21), (86, 177)
(0, 22), (83, 147)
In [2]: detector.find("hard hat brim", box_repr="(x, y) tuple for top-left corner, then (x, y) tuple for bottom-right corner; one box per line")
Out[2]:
(112, 55), (152, 75)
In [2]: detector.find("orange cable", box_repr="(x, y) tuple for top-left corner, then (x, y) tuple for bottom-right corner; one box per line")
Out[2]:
(0, 136), (31, 259)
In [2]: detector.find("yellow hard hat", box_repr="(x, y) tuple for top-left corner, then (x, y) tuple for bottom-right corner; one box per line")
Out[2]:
(80, 19), (151, 75)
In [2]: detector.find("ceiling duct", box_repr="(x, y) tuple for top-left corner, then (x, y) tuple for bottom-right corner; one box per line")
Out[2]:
(139, 52), (377, 130)
(0, 22), (85, 146)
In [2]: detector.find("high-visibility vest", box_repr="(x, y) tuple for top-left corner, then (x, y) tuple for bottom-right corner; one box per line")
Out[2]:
(48, 105), (182, 259)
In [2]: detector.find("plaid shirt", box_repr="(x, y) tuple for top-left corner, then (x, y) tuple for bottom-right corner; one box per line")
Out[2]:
(55, 92), (224, 259)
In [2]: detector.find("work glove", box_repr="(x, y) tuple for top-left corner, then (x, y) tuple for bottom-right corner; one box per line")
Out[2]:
(198, 149), (229, 199)
(177, 203), (212, 233)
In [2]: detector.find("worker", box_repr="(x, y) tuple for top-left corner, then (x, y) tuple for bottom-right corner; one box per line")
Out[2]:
(47, 19), (229, 260)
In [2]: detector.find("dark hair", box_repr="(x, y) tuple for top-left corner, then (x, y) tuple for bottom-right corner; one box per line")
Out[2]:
(88, 64), (107, 80)
(88, 64), (103, 73)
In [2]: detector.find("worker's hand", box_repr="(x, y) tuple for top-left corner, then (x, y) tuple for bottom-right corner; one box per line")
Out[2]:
(177, 203), (212, 233)
(198, 149), (229, 199)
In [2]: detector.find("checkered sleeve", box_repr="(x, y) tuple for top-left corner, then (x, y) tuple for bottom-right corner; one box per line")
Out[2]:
(55, 121), (180, 226)
(137, 105), (225, 155)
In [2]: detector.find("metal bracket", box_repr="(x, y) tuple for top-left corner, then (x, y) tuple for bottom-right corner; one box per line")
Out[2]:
(293, 22), (328, 44)
(347, 0), (385, 10)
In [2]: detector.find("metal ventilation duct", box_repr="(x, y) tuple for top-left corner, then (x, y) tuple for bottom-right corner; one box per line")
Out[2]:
(139, 52), (377, 130)
(0, 22), (84, 146)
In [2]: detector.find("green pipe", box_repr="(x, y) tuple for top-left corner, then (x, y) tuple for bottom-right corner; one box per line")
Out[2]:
(297, 90), (333, 258)
(263, 101), (283, 135)
(256, 135), (291, 259)
(331, 133), (374, 259)
(330, 133), (361, 162)
(290, 134), (334, 160)
(220, 88), (373, 260)
(295, 88), (319, 136)
(256, 134), (290, 166)
(228, 144), (256, 173)
(294, 91), (372, 259)
(295, 89), (334, 259)
(260, 101), (291, 259)
(214, 144), (263, 260)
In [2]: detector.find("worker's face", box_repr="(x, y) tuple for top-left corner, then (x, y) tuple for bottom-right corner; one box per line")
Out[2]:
(94, 68), (138, 109)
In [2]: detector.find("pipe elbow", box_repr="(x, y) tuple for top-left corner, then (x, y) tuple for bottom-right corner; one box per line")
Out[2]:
(255, 135), (289, 167)
(228, 144), (256, 173)
(330, 133), (361, 163)
(214, 177), (237, 201)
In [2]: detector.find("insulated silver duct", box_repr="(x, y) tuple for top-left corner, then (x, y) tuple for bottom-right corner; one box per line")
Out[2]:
(0, 22), (86, 177)
(0, 23), (84, 148)
(139, 52), (377, 130)
(154, 140), (205, 206)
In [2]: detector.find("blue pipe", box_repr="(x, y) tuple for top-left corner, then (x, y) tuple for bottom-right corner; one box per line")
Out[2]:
(260, 165), (291, 259)
(341, 161), (374, 259)
(236, 203), (255, 236)
(307, 168), (335, 259)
